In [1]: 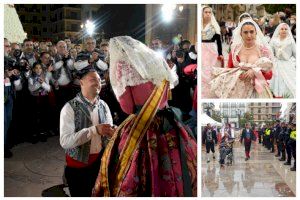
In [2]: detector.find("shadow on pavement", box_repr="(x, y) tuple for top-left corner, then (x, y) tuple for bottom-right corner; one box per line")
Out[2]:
(41, 184), (69, 197)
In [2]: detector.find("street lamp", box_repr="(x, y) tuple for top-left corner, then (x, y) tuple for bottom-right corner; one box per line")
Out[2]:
(85, 20), (95, 36)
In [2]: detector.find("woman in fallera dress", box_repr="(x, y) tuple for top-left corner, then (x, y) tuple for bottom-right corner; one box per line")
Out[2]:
(210, 19), (274, 98)
(92, 36), (197, 197)
(269, 23), (296, 98)
(201, 6), (223, 98)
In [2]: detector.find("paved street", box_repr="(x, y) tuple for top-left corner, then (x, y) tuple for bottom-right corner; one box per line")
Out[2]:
(202, 141), (296, 197)
(4, 136), (70, 197)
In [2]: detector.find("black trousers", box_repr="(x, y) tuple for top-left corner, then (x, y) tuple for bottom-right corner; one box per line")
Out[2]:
(276, 140), (282, 156)
(270, 137), (274, 152)
(206, 141), (215, 153)
(285, 141), (292, 162)
(280, 141), (286, 159)
(290, 142), (296, 167)
(265, 136), (271, 150)
(65, 157), (101, 197)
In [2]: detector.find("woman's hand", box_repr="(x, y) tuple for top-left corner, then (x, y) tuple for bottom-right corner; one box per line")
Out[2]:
(239, 66), (251, 71)
(239, 69), (255, 81)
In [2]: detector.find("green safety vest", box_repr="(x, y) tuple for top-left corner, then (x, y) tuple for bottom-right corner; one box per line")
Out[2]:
(290, 130), (296, 140)
(265, 129), (271, 136)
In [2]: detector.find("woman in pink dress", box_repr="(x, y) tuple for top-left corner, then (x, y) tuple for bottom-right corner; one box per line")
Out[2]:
(201, 6), (223, 98)
(92, 36), (197, 197)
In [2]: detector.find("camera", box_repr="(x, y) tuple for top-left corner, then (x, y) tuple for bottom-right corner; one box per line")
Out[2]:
(175, 50), (185, 58)
(10, 49), (30, 72)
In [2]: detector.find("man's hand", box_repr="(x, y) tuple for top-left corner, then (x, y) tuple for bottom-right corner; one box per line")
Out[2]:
(12, 69), (20, 76)
(38, 77), (45, 84)
(96, 124), (115, 137)
(64, 50), (69, 58)
(48, 64), (54, 72)
(92, 52), (99, 61)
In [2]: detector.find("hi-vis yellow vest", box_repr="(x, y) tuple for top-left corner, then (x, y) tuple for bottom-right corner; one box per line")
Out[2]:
(265, 129), (271, 136)
(290, 130), (296, 140)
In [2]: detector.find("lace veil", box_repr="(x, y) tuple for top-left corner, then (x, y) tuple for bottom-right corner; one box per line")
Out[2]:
(269, 23), (296, 48)
(202, 6), (220, 35)
(109, 36), (178, 100)
(231, 19), (273, 66)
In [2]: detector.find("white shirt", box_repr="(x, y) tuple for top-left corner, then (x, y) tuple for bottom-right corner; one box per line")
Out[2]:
(74, 59), (108, 71)
(60, 97), (113, 154)
(28, 73), (52, 95)
(54, 59), (74, 86)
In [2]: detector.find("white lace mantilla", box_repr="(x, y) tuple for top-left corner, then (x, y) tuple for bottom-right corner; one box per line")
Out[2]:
(109, 36), (178, 100)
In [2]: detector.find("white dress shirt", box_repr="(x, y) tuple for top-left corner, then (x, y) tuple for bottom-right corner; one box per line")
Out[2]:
(54, 59), (74, 86)
(60, 96), (113, 154)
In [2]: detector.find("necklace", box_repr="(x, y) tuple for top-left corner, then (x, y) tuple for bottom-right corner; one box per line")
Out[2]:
(243, 44), (256, 50)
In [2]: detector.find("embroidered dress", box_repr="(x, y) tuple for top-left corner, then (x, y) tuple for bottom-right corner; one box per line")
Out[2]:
(269, 23), (296, 98)
(209, 19), (274, 99)
(92, 36), (197, 197)
(201, 6), (222, 98)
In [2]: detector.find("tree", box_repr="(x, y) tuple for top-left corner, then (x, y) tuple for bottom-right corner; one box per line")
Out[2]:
(263, 4), (296, 15)
(239, 112), (254, 128)
(211, 112), (222, 123)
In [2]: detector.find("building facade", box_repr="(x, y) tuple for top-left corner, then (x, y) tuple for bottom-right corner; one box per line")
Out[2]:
(219, 103), (246, 128)
(145, 4), (197, 46)
(16, 4), (82, 42)
(283, 103), (296, 124)
(247, 103), (281, 124)
(210, 4), (266, 23)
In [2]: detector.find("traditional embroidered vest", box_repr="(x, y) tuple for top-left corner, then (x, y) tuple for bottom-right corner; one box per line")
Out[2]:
(66, 94), (108, 164)
(52, 54), (73, 82)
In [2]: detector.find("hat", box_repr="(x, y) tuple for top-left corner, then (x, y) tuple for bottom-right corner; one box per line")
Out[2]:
(77, 65), (96, 79)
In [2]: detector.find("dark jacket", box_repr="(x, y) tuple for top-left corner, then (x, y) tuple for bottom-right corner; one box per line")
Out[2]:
(240, 128), (256, 143)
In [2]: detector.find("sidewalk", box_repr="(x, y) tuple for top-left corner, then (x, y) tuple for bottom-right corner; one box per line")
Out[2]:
(4, 136), (69, 197)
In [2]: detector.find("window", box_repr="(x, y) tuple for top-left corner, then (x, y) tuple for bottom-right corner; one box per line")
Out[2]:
(266, 103), (269, 106)
(224, 111), (228, 117)
(33, 16), (37, 23)
(258, 115), (261, 120)
(33, 26), (38, 35)
(70, 12), (78, 19)
(43, 28), (47, 32)
(71, 24), (78, 31)
(258, 103), (261, 106)
(258, 109), (261, 113)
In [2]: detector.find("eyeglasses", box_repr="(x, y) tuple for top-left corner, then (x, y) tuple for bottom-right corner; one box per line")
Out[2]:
(86, 42), (95, 45)
(4, 45), (11, 48)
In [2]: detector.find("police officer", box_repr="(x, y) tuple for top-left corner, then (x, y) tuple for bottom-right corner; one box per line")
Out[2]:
(278, 122), (287, 161)
(289, 123), (296, 171)
(284, 124), (292, 166)
(265, 125), (271, 150)
(274, 120), (282, 157)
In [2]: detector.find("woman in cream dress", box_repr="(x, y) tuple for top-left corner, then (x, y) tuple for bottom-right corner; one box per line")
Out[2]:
(269, 23), (296, 98)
